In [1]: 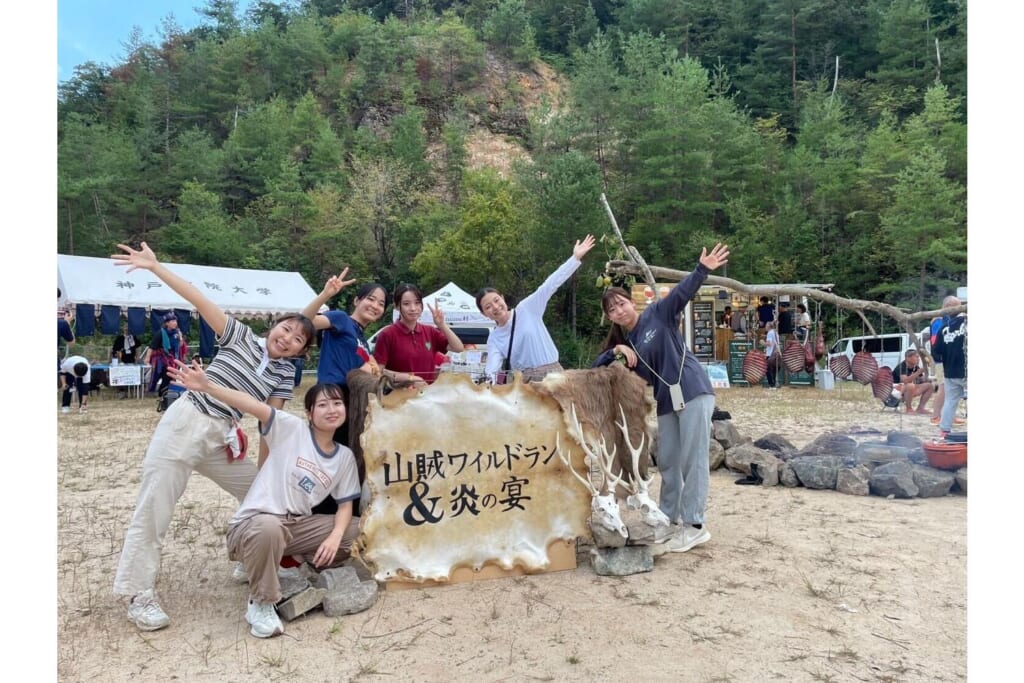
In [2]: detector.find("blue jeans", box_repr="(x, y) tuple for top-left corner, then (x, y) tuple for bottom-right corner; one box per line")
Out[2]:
(940, 377), (967, 432)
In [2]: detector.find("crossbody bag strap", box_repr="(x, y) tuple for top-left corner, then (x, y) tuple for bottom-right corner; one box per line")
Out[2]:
(628, 331), (686, 389)
(502, 311), (517, 372)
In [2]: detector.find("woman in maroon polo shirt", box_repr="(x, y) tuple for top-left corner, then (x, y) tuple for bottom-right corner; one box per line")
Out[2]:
(373, 283), (465, 387)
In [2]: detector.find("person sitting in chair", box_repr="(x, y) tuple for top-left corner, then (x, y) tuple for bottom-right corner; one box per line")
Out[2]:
(891, 349), (934, 414)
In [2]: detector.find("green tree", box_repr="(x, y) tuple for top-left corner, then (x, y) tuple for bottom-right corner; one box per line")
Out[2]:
(515, 150), (605, 335)
(877, 147), (965, 308)
(529, 0), (600, 55)
(483, 0), (539, 65)
(866, 0), (936, 117)
(342, 155), (424, 283)
(57, 115), (141, 253)
(412, 169), (534, 294)
(567, 32), (623, 186)
(221, 98), (292, 209)
(162, 181), (247, 264)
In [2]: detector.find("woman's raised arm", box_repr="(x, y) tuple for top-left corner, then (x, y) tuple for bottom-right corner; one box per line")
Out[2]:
(167, 360), (273, 424)
(112, 242), (228, 336)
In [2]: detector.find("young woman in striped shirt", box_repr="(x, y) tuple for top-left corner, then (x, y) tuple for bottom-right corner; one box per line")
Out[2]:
(110, 242), (315, 632)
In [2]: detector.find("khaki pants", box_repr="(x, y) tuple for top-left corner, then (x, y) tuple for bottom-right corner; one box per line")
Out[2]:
(113, 398), (258, 596)
(227, 513), (361, 603)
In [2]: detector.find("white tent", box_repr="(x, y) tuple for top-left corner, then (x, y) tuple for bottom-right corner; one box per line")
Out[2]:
(57, 254), (318, 317)
(391, 281), (494, 328)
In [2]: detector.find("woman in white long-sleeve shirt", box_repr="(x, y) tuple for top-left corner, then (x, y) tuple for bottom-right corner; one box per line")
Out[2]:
(476, 235), (596, 383)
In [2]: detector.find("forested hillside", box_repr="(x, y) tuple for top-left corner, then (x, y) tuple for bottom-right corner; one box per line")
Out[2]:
(57, 0), (967, 354)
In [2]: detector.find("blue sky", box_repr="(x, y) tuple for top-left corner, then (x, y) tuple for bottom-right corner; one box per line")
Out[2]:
(57, 0), (252, 83)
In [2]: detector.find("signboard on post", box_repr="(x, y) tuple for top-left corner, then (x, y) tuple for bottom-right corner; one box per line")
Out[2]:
(705, 362), (731, 389)
(108, 365), (141, 386)
(729, 340), (755, 385)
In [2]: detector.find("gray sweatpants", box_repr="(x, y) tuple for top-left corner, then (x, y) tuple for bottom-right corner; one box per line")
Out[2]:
(656, 393), (714, 526)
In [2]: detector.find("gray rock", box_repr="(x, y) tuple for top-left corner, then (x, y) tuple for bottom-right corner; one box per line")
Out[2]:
(798, 432), (858, 458)
(316, 566), (360, 592)
(591, 546), (654, 576)
(627, 520), (675, 546)
(343, 557), (375, 582)
(753, 433), (798, 459)
(855, 442), (909, 466)
(887, 431), (923, 449)
(709, 438), (726, 471)
(277, 587), (326, 622)
(323, 580), (379, 617)
(955, 467), (967, 493)
(779, 462), (800, 487)
(907, 448), (929, 466)
(869, 461), (919, 498)
(836, 465), (871, 496)
(713, 420), (744, 450)
(911, 464), (956, 498)
(278, 567), (312, 601)
(789, 455), (843, 489)
(591, 521), (628, 549)
(723, 444), (782, 486)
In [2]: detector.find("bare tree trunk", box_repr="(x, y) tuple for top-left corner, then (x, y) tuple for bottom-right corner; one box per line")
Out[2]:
(600, 193), (655, 288)
(829, 56), (839, 107)
(791, 7), (798, 108)
(65, 199), (74, 254)
(92, 192), (109, 235)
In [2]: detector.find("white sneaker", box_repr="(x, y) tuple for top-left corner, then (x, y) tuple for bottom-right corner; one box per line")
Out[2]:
(61, 407), (70, 414)
(246, 598), (284, 638)
(666, 525), (712, 553)
(231, 562), (249, 583)
(127, 589), (170, 631)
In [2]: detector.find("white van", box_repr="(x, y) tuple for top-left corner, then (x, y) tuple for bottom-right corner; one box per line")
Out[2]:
(827, 328), (933, 379)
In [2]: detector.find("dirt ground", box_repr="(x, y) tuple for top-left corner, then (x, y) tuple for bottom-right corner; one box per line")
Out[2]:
(56, 381), (967, 682)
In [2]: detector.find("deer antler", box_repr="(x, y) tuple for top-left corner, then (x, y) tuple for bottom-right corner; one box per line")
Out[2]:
(555, 431), (598, 495)
(616, 403), (671, 529)
(568, 405), (623, 496)
(592, 435), (627, 495)
(615, 403), (654, 491)
(562, 404), (628, 539)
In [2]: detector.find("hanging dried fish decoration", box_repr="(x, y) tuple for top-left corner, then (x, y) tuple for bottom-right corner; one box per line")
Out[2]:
(829, 354), (852, 380)
(783, 338), (806, 373)
(742, 348), (768, 385)
(872, 365), (894, 401)
(852, 349), (879, 384)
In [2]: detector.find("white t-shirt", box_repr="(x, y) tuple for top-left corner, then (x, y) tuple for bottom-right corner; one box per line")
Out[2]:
(60, 355), (91, 383)
(230, 409), (360, 525)
(484, 255), (582, 380)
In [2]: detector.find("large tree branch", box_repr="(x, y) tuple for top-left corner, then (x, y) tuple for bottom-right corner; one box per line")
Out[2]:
(600, 194), (656, 289)
(604, 259), (967, 341)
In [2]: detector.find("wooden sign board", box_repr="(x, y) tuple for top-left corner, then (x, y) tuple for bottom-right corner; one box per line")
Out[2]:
(356, 373), (591, 587)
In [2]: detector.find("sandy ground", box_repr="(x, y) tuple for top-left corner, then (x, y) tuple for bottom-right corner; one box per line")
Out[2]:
(56, 381), (966, 682)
